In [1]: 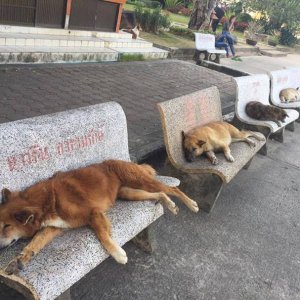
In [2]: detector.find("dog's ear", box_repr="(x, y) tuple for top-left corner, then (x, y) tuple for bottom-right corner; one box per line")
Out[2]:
(297, 87), (299, 91)
(1, 188), (11, 204)
(197, 140), (206, 147)
(14, 210), (35, 225)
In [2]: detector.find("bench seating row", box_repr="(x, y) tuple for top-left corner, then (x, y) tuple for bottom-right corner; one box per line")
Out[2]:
(0, 68), (299, 300)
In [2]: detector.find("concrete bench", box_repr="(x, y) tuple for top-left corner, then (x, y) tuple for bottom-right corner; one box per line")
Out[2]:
(157, 86), (266, 213)
(269, 68), (300, 122)
(233, 74), (299, 154)
(194, 33), (226, 64)
(0, 102), (179, 300)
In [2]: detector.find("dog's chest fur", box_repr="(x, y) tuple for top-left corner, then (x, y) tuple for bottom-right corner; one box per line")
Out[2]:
(41, 217), (71, 229)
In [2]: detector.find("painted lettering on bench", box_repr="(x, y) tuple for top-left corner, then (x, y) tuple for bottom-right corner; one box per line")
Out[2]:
(7, 145), (50, 172)
(6, 126), (105, 172)
(184, 98), (196, 129)
(56, 127), (104, 156)
(277, 76), (288, 84)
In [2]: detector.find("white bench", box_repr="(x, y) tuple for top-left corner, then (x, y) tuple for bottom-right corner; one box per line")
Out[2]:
(233, 74), (299, 154)
(0, 102), (179, 300)
(269, 68), (300, 122)
(157, 87), (265, 212)
(194, 33), (226, 64)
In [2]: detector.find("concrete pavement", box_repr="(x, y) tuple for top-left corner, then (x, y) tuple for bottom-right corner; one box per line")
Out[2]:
(0, 58), (299, 300)
(221, 54), (300, 74)
(0, 60), (235, 162)
(72, 124), (300, 300)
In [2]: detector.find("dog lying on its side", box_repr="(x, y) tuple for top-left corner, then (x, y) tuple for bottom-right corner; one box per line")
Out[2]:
(182, 121), (264, 164)
(245, 101), (288, 127)
(0, 160), (199, 275)
(279, 88), (300, 103)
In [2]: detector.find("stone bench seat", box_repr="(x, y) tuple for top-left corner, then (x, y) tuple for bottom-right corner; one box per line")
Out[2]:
(157, 87), (266, 212)
(269, 68), (300, 122)
(194, 33), (226, 64)
(0, 102), (179, 300)
(234, 74), (299, 153)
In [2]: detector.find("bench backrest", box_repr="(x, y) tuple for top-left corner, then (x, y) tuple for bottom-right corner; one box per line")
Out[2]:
(157, 87), (222, 168)
(194, 33), (215, 50)
(269, 67), (300, 105)
(234, 74), (270, 121)
(0, 102), (130, 194)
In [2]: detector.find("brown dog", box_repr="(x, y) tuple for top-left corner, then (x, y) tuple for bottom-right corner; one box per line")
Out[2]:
(0, 160), (198, 275)
(182, 121), (264, 164)
(245, 101), (288, 126)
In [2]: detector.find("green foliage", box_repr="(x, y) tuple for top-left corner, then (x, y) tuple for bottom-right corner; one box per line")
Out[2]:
(244, 0), (300, 36)
(246, 21), (263, 40)
(164, 0), (182, 9)
(135, 4), (170, 33)
(119, 53), (145, 62)
(268, 35), (279, 46)
(169, 26), (195, 40)
(279, 27), (297, 46)
(127, 0), (161, 8)
(236, 13), (252, 23)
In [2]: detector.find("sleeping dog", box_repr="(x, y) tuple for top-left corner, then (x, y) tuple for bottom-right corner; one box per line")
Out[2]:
(279, 88), (300, 103)
(0, 160), (198, 275)
(182, 121), (264, 164)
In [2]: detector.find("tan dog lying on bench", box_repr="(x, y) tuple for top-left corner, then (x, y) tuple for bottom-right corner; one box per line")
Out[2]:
(182, 121), (264, 164)
(0, 160), (198, 275)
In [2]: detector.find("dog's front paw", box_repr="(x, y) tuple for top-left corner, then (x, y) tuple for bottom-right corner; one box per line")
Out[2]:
(248, 140), (256, 148)
(211, 157), (218, 165)
(188, 200), (199, 213)
(5, 259), (22, 275)
(226, 154), (235, 162)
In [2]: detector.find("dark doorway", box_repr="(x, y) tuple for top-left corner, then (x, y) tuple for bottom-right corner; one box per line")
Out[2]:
(36, 0), (66, 28)
(69, 0), (118, 32)
(0, 0), (36, 27)
(0, 0), (66, 28)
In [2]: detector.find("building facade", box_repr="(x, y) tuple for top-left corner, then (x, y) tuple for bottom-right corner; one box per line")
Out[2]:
(0, 0), (126, 32)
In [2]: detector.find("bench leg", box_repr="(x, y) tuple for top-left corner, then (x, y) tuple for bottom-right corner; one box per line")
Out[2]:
(270, 128), (284, 143)
(56, 289), (71, 300)
(132, 228), (152, 253)
(177, 173), (224, 213)
(258, 143), (268, 156)
(286, 121), (295, 132)
(243, 158), (253, 170)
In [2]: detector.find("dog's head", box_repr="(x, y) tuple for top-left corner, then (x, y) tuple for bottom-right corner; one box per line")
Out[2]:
(279, 109), (289, 122)
(182, 131), (206, 162)
(0, 188), (42, 249)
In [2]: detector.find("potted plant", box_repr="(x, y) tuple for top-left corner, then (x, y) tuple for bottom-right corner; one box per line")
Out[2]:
(245, 22), (262, 46)
(268, 35), (279, 47)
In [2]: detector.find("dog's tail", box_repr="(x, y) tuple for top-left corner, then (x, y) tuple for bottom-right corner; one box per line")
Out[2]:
(101, 160), (198, 212)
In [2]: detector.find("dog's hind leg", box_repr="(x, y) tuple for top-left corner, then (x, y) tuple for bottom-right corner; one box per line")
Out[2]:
(118, 187), (179, 215)
(5, 227), (62, 275)
(89, 209), (128, 264)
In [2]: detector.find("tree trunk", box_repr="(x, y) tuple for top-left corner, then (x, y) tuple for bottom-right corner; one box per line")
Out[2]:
(188, 0), (216, 30)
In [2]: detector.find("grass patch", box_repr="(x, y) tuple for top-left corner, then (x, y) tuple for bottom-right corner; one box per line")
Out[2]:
(119, 53), (145, 62)
(140, 31), (195, 48)
(123, 3), (189, 26)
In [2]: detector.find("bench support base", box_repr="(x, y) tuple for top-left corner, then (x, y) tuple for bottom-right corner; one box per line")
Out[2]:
(270, 128), (284, 143)
(243, 158), (254, 170)
(131, 228), (153, 253)
(194, 50), (221, 64)
(286, 121), (295, 132)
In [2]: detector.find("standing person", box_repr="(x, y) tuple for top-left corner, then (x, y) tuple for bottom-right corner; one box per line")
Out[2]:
(211, 1), (225, 33)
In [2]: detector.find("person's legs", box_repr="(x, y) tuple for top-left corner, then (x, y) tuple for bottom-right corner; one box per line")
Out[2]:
(215, 41), (229, 56)
(212, 19), (219, 32)
(224, 32), (236, 56)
